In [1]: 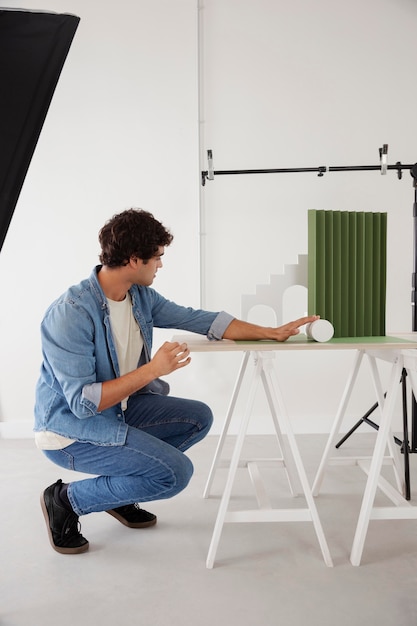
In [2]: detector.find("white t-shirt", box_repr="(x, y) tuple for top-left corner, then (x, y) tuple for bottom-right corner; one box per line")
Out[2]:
(107, 294), (143, 410)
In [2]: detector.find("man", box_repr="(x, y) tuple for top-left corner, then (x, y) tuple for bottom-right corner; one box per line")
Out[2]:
(35, 208), (317, 554)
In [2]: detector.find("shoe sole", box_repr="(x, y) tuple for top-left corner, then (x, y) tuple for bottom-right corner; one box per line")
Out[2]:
(105, 509), (157, 529)
(40, 492), (89, 555)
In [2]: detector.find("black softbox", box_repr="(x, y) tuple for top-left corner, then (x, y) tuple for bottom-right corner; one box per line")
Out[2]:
(0, 9), (80, 252)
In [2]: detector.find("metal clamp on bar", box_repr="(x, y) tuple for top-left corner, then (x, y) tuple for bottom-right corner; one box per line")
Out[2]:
(207, 149), (214, 180)
(379, 143), (388, 175)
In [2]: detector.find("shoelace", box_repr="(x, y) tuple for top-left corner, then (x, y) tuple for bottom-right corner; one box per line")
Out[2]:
(61, 511), (82, 539)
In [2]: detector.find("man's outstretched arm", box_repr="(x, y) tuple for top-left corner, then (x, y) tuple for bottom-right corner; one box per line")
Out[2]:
(222, 315), (319, 342)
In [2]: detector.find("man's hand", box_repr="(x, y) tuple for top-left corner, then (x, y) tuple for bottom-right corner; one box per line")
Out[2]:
(98, 341), (191, 412)
(148, 341), (191, 377)
(269, 315), (320, 341)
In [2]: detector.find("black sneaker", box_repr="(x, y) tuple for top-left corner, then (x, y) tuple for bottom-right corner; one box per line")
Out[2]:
(106, 503), (157, 528)
(40, 479), (89, 554)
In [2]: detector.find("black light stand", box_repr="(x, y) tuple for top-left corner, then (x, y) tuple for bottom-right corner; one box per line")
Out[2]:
(201, 147), (417, 498)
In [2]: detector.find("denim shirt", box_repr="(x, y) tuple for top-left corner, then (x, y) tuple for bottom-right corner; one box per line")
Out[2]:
(34, 266), (234, 446)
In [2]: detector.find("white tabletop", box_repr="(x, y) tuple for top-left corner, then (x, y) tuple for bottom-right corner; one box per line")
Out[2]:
(171, 332), (417, 353)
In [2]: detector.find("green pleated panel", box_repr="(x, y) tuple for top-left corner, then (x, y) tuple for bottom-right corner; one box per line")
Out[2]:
(308, 209), (387, 338)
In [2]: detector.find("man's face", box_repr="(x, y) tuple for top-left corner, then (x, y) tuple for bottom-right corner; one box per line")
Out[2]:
(132, 246), (164, 286)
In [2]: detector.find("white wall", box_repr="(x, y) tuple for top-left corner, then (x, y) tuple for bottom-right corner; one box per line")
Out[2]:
(1, 0), (416, 438)
(0, 0), (202, 435)
(195, 0), (417, 434)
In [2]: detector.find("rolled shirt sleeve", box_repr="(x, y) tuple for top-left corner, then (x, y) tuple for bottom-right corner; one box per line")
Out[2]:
(81, 382), (103, 410)
(207, 311), (235, 340)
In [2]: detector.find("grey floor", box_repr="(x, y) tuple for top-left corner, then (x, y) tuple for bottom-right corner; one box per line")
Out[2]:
(1, 433), (417, 626)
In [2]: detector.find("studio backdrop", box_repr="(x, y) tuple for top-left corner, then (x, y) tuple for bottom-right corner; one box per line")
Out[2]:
(0, 9), (80, 253)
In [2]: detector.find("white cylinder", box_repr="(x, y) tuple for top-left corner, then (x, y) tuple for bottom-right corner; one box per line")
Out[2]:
(305, 319), (334, 342)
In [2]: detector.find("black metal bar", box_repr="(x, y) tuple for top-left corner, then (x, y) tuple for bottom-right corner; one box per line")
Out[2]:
(210, 166), (325, 175)
(335, 392), (403, 449)
(401, 369), (410, 500)
(201, 163), (415, 185)
(334, 418), (370, 449)
(335, 401), (380, 449)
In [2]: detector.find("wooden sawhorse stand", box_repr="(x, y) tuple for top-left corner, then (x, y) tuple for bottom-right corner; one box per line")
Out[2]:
(203, 350), (333, 568)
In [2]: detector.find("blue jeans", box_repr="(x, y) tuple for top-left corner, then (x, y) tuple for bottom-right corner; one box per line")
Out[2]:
(43, 393), (213, 516)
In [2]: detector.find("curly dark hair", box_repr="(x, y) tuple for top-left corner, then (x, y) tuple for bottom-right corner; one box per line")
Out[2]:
(98, 208), (173, 267)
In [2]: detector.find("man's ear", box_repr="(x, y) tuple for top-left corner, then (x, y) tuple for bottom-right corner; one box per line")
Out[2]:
(129, 255), (147, 267)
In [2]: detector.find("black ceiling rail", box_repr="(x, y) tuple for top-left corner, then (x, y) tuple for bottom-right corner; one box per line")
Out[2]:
(201, 146), (416, 185)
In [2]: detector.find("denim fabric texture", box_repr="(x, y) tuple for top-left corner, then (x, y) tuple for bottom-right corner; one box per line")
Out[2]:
(43, 392), (213, 515)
